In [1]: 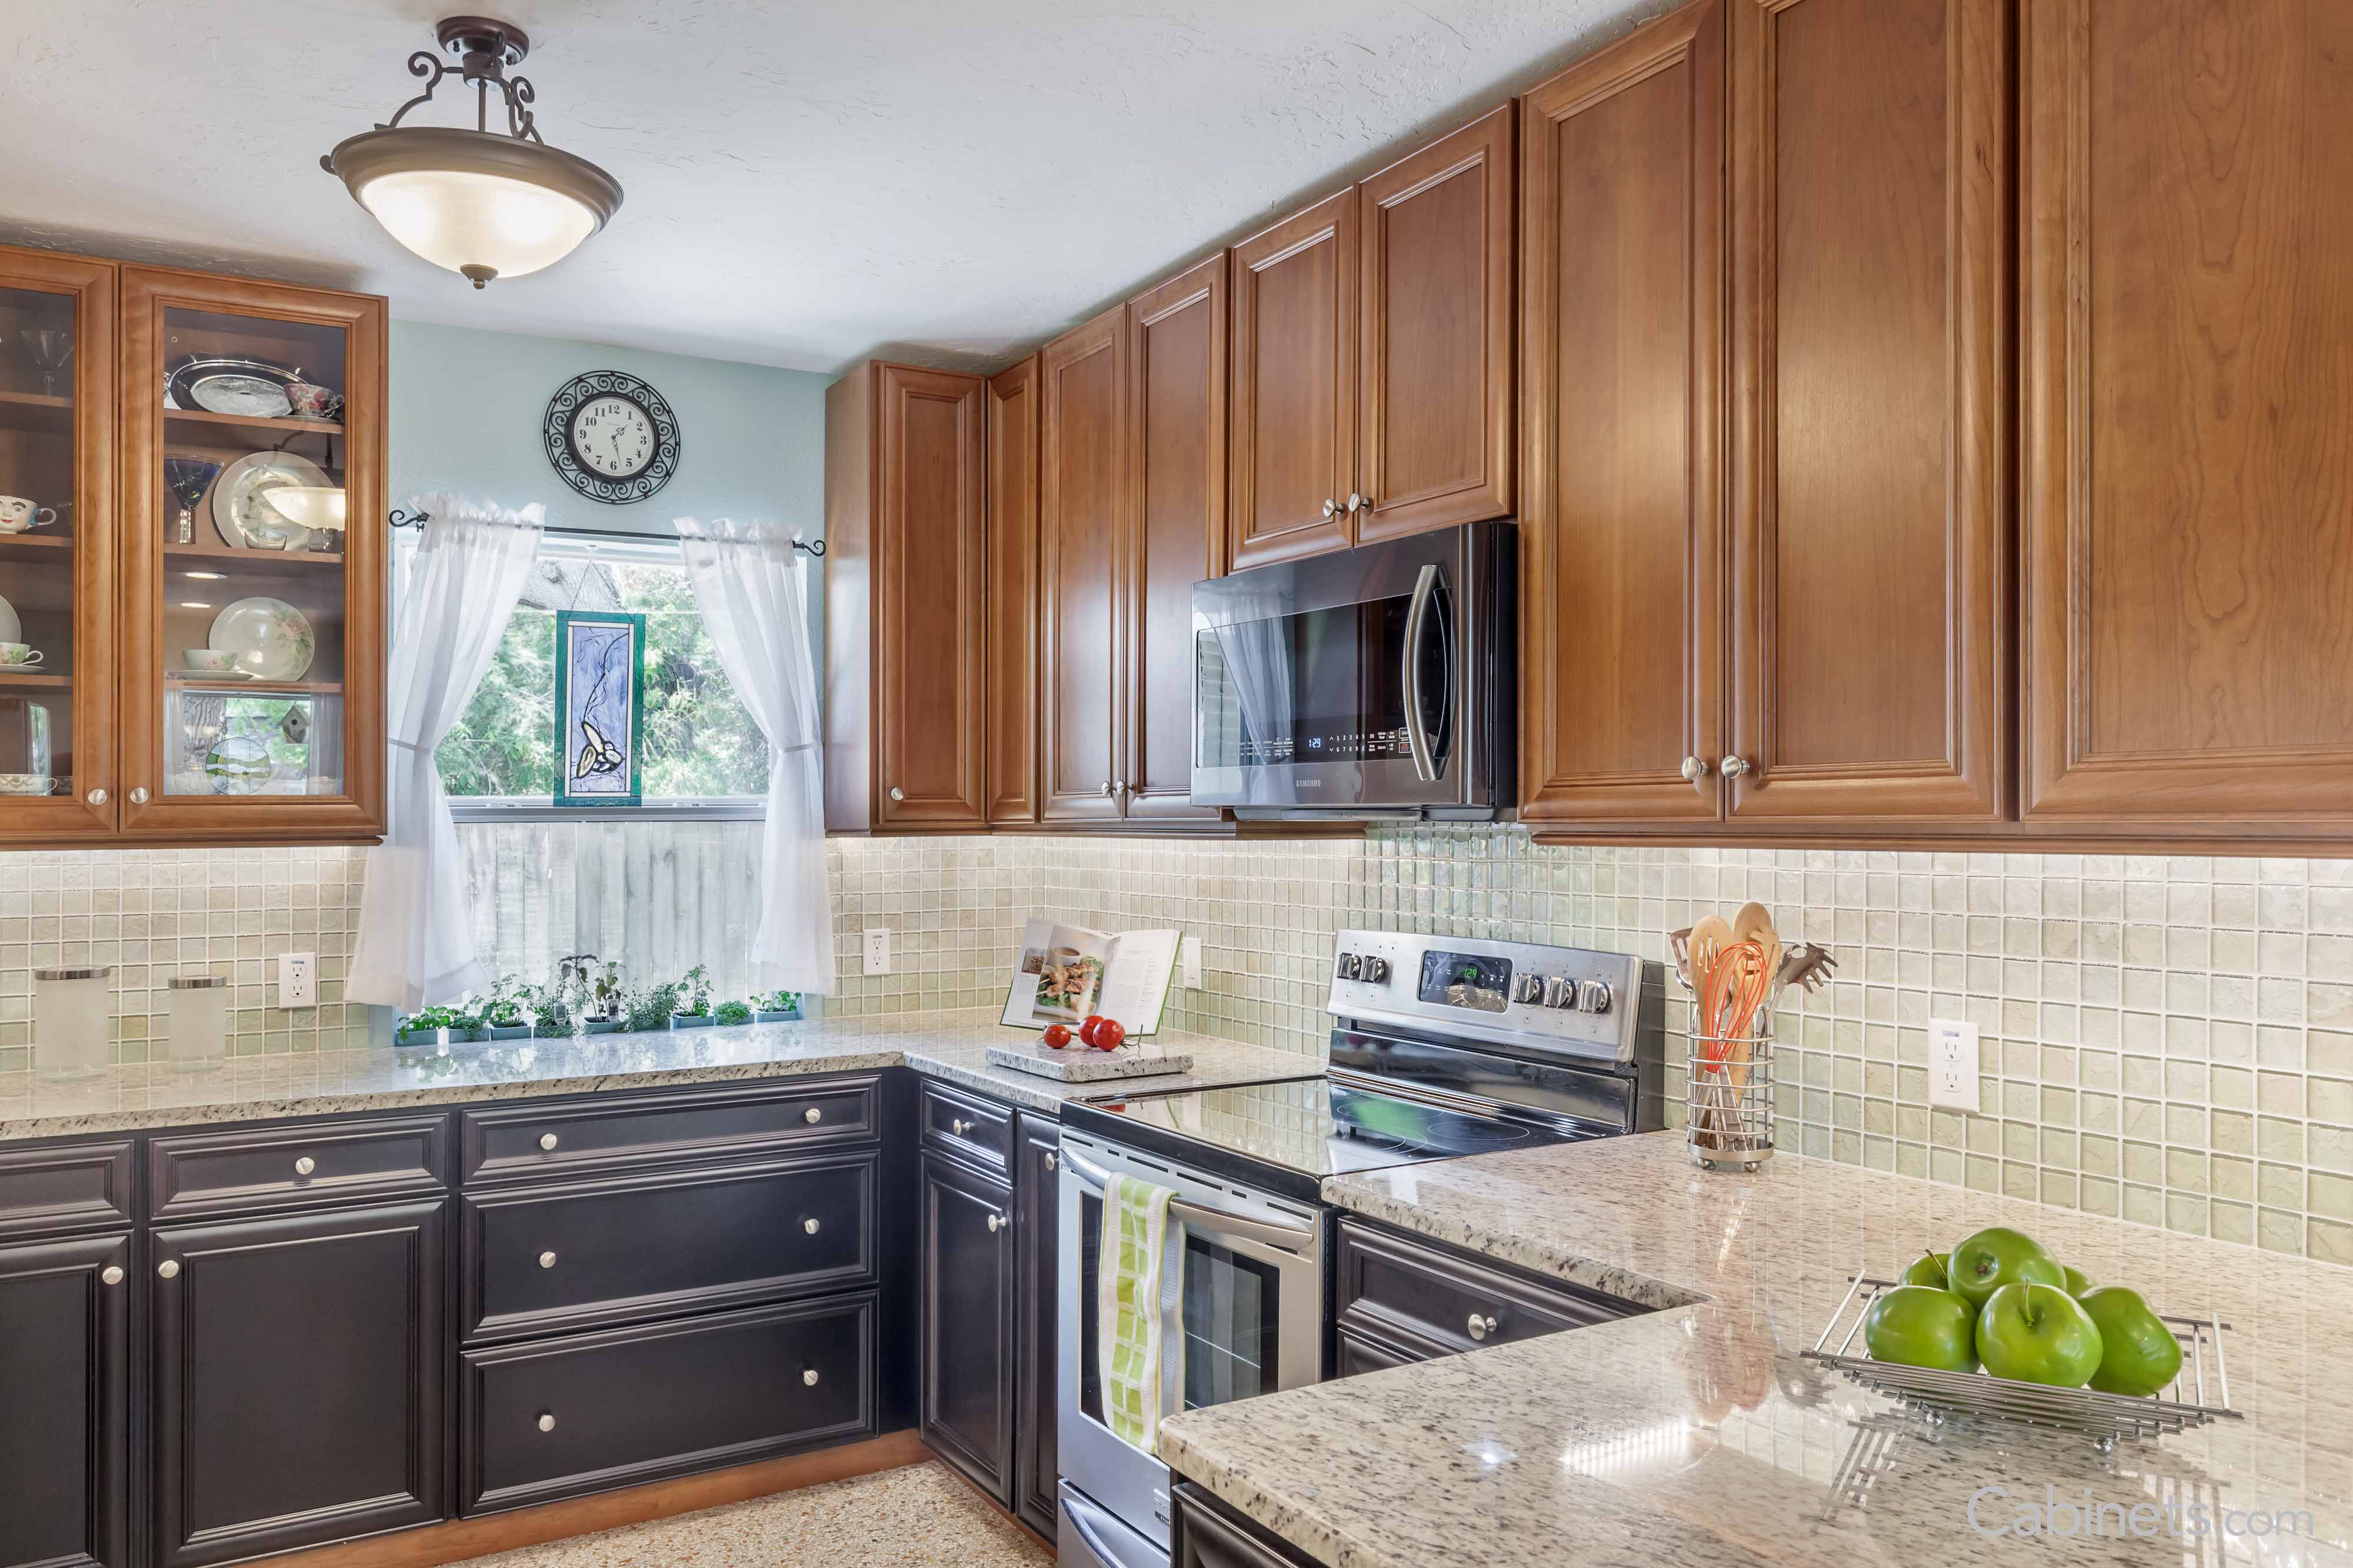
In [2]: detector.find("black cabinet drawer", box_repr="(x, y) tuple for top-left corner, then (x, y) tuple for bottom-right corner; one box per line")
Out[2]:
(919, 1080), (1013, 1175)
(1334, 1326), (1421, 1378)
(150, 1116), (446, 1222)
(1175, 1483), (1318, 1568)
(461, 1079), (877, 1185)
(1334, 1217), (1641, 1359)
(0, 1140), (136, 1240)
(460, 1153), (877, 1343)
(460, 1293), (875, 1514)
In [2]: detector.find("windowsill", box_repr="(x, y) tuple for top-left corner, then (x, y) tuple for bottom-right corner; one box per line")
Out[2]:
(449, 798), (765, 824)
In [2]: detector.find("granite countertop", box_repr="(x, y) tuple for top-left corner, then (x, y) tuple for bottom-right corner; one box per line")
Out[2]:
(1159, 1132), (2353, 1567)
(0, 1010), (1315, 1142)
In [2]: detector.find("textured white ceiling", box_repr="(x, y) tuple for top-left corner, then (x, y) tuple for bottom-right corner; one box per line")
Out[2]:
(1, 0), (1666, 373)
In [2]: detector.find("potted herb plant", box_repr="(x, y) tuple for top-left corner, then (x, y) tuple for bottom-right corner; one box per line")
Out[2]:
(480, 978), (531, 1040)
(445, 1000), (488, 1043)
(394, 1005), (456, 1047)
(751, 989), (802, 1023)
(671, 964), (715, 1030)
(525, 982), (573, 1039)
(583, 958), (624, 1033)
(624, 980), (681, 1036)
(713, 999), (753, 1027)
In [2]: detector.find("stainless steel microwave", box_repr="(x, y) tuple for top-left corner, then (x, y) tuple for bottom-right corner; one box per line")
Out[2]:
(1189, 522), (1515, 820)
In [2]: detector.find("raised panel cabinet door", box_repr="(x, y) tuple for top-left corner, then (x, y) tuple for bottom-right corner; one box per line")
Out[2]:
(876, 365), (989, 829)
(986, 357), (1043, 825)
(919, 1151), (1015, 1505)
(152, 1199), (446, 1568)
(2022, 0), (2353, 830)
(1357, 104), (1517, 542)
(1039, 306), (1129, 823)
(1518, 0), (1727, 824)
(1228, 189), (1358, 570)
(1011, 1116), (1061, 1539)
(1126, 255), (1228, 823)
(1725, 0), (2009, 823)
(0, 1232), (130, 1568)
(0, 246), (116, 846)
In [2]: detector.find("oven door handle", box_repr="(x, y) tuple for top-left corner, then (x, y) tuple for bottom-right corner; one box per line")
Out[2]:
(1401, 562), (1442, 783)
(1063, 1150), (1317, 1257)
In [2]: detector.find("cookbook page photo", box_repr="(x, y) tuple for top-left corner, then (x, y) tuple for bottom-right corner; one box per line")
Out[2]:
(999, 918), (1180, 1035)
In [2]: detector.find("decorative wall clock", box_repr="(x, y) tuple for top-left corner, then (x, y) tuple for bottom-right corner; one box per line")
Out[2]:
(543, 371), (681, 504)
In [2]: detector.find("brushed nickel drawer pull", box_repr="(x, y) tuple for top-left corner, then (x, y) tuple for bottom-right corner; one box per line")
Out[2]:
(951, 1117), (973, 1136)
(539, 1132), (559, 1152)
(539, 1250), (558, 1269)
(293, 1156), (316, 1177)
(537, 1413), (556, 1432)
(803, 1217), (821, 1235)
(803, 1369), (819, 1387)
(1467, 1312), (1498, 1341)
(158, 1260), (180, 1280)
(804, 1106), (822, 1125)
(101, 1265), (124, 1286)
(987, 1212), (1005, 1233)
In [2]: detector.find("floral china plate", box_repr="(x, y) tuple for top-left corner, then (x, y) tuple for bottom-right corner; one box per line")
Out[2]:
(208, 597), (315, 682)
(211, 452), (334, 552)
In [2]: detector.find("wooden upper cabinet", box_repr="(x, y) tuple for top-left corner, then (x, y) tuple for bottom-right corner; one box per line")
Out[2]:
(1357, 104), (1517, 543)
(1125, 256), (1228, 823)
(2022, 0), (2353, 830)
(985, 357), (1041, 826)
(824, 361), (989, 833)
(1724, 0), (2009, 822)
(1228, 189), (1358, 571)
(1038, 306), (1129, 823)
(1519, 0), (1725, 825)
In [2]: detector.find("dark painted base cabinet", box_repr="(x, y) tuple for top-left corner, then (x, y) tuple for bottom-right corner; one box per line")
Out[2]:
(0, 1232), (131, 1568)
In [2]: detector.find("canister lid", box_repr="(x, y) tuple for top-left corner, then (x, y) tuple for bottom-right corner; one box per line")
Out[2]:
(168, 975), (229, 990)
(34, 966), (115, 981)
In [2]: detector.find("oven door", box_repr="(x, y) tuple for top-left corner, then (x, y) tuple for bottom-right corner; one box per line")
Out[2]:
(1189, 522), (1512, 817)
(1058, 1134), (1322, 1552)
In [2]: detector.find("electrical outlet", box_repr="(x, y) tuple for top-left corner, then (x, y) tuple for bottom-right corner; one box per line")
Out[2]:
(1929, 1018), (1980, 1112)
(1179, 936), (1203, 990)
(862, 926), (891, 977)
(276, 952), (317, 1010)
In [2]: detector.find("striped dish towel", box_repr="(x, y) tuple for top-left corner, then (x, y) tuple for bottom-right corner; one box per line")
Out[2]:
(1098, 1172), (1187, 1455)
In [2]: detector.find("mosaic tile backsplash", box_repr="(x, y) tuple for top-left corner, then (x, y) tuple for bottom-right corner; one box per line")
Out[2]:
(8, 828), (2353, 1266)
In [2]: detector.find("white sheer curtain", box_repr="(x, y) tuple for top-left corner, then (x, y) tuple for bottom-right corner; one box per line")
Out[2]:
(349, 495), (543, 1010)
(674, 518), (835, 996)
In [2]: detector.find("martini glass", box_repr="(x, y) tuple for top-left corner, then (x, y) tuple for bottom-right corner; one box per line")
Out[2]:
(164, 458), (222, 546)
(19, 329), (73, 398)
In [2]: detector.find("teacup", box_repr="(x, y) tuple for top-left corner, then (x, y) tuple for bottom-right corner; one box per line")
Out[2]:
(284, 379), (343, 420)
(182, 649), (236, 673)
(0, 643), (42, 667)
(0, 496), (58, 533)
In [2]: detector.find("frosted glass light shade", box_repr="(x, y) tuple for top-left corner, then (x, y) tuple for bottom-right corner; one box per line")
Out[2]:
(262, 486), (349, 534)
(325, 126), (622, 288)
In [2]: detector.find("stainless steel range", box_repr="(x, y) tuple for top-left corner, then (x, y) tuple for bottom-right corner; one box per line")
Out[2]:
(1053, 929), (1660, 1567)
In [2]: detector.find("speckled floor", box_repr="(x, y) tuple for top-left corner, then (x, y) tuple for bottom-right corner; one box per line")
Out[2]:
(456, 1463), (1052, 1567)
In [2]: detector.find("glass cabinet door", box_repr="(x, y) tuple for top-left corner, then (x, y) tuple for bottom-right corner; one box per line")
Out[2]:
(119, 269), (385, 839)
(0, 250), (115, 843)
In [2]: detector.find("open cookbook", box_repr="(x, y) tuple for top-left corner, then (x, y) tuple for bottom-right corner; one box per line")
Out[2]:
(999, 919), (1182, 1036)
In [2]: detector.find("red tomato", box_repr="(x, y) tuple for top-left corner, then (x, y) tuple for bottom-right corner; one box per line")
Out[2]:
(1094, 1019), (1126, 1052)
(1078, 1015), (1106, 1047)
(1041, 1023), (1073, 1049)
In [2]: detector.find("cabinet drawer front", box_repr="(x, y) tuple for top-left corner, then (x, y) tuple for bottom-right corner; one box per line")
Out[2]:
(461, 1078), (878, 1185)
(919, 1080), (1013, 1174)
(461, 1293), (875, 1514)
(462, 1153), (877, 1343)
(151, 1116), (446, 1222)
(0, 1140), (136, 1240)
(1176, 1484), (1317, 1568)
(1335, 1218), (1636, 1357)
(1334, 1326), (1422, 1379)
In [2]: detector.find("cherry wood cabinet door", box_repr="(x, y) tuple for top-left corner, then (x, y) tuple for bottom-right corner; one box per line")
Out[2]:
(1724, 0), (2009, 822)
(1125, 256), (1227, 825)
(2021, 0), (2353, 831)
(1357, 104), (1517, 543)
(985, 358), (1042, 826)
(1038, 306), (1129, 824)
(0, 246), (115, 846)
(1228, 189), (1358, 571)
(1518, 0), (1726, 825)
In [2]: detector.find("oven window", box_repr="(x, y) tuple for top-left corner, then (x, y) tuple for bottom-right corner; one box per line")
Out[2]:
(1078, 1190), (1289, 1424)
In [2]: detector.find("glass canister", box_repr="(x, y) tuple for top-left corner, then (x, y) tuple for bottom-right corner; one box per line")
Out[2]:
(166, 974), (231, 1072)
(33, 965), (114, 1081)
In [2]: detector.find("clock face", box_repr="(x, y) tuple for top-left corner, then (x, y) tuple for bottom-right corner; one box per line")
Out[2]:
(544, 372), (682, 505)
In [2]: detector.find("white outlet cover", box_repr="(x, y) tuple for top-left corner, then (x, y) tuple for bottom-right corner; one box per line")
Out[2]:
(1179, 935), (1203, 990)
(862, 926), (891, 977)
(276, 951), (317, 1010)
(1929, 1018), (1981, 1113)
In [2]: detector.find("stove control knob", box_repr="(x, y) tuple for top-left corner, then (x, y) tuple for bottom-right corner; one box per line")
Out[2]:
(1578, 979), (1614, 1015)
(1509, 973), (1544, 1005)
(1542, 976), (1577, 1010)
(1361, 956), (1390, 984)
(1337, 953), (1362, 981)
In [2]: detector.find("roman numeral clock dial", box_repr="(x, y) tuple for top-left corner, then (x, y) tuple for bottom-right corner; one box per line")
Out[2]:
(543, 371), (682, 504)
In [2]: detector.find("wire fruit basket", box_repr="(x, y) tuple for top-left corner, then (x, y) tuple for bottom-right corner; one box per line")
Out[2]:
(1804, 1273), (2242, 1450)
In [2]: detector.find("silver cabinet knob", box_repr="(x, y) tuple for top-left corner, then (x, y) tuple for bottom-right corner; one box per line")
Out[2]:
(986, 1212), (1005, 1233)
(802, 1369), (820, 1387)
(803, 1106), (822, 1125)
(538, 1132), (559, 1152)
(539, 1250), (558, 1269)
(101, 1265), (125, 1286)
(1720, 755), (1752, 778)
(951, 1117), (973, 1136)
(1045, 1152), (1058, 1170)
(1680, 756), (1710, 782)
(129, 787), (149, 805)
(1321, 498), (1338, 518)
(86, 787), (106, 806)
(537, 1413), (556, 1432)
(1113, 779), (1127, 794)
(1347, 492), (1368, 513)
(1467, 1312), (1498, 1341)
(293, 1156), (316, 1177)
(803, 1217), (821, 1236)
(889, 786), (905, 802)
(1100, 781), (1114, 796)
(158, 1259), (180, 1280)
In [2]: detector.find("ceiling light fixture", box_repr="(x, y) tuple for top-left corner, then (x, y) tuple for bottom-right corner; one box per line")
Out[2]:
(320, 16), (623, 289)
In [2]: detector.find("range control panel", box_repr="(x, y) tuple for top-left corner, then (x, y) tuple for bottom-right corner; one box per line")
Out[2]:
(1327, 929), (1644, 1063)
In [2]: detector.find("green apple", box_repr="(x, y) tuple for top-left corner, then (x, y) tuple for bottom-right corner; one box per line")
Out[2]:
(1975, 1282), (2104, 1387)
(1902, 1251), (1952, 1290)
(1948, 1226), (2066, 1307)
(2062, 1264), (2095, 1297)
(2078, 1286), (2182, 1397)
(1864, 1285), (1978, 1373)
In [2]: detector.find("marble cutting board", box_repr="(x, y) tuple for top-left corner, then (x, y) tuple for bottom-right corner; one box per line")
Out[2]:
(985, 1042), (1194, 1082)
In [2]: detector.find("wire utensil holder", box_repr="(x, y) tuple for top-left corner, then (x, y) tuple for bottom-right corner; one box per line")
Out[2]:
(1685, 1003), (1775, 1171)
(1804, 1273), (2241, 1450)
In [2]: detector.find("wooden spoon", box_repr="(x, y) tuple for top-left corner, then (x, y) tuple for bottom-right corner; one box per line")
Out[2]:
(1730, 903), (1781, 1002)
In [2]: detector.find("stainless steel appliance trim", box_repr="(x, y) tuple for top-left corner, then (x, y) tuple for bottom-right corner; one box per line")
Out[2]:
(1401, 561), (1441, 782)
(1059, 1481), (1167, 1568)
(1060, 1149), (1315, 1256)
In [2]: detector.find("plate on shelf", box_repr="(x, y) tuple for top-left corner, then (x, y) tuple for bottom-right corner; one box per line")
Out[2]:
(202, 733), (273, 794)
(165, 354), (305, 419)
(209, 452), (334, 552)
(208, 596), (315, 682)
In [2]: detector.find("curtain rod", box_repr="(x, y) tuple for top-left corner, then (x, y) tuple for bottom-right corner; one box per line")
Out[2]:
(388, 506), (825, 556)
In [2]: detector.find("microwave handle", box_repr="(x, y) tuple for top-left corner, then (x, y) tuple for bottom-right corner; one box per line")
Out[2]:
(1062, 1150), (1316, 1256)
(1401, 562), (1442, 782)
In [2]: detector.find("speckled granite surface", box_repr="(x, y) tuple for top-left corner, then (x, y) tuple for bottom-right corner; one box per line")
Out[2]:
(0, 1010), (1314, 1141)
(1159, 1132), (2353, 1567)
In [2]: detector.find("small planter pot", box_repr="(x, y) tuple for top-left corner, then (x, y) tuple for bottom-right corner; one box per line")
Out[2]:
(671, 1013), (714, 1031)
(484, 1023), (531, 1041)
(580, 1019), (621, 1035)
(752, 1008), (802, 1024)
(393, 1026), (436, 1049)
(451, 1027), (489, 1043)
